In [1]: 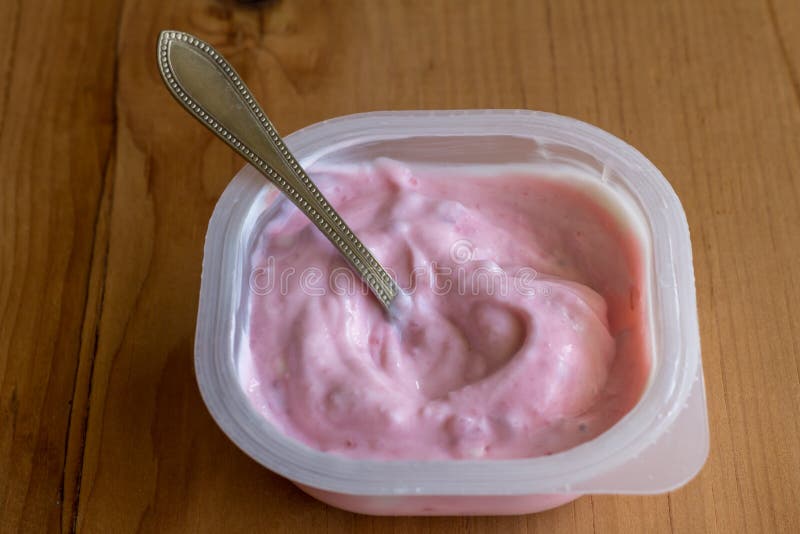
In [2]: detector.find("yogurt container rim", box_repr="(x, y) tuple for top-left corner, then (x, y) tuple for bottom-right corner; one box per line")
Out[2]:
(194, 109), (707, 496)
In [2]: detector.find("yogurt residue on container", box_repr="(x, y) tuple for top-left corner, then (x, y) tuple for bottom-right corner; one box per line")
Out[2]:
(240, 159), (650, 460)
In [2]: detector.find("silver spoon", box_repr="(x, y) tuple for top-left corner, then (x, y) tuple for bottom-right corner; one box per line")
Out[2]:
(157, 30), (399, 310)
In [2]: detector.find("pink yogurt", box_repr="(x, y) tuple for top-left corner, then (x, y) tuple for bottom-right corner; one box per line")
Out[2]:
(240, 158), (650, 462)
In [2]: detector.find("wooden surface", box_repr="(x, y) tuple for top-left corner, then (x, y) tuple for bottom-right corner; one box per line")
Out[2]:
(1, 0), (799, 532)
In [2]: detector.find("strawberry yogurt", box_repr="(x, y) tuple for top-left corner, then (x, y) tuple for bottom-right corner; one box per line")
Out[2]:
(239, 159), (650, 460)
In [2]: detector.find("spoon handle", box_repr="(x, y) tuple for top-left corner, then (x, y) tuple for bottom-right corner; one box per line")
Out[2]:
(157, 31), (398, 309)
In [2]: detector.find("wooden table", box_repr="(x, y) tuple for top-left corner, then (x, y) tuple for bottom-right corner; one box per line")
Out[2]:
(2, 0), (799, 532)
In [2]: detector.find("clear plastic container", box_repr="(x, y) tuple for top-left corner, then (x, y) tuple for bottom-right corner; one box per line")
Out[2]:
(194, 110), (707, 515)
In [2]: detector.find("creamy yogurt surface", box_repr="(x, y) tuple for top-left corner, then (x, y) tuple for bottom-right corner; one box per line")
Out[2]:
(240, 159), (650, 460)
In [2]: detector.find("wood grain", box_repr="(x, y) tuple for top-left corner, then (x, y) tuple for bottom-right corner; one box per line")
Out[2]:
(1, 0), (799, 532)
(0, 0), (122, 531)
